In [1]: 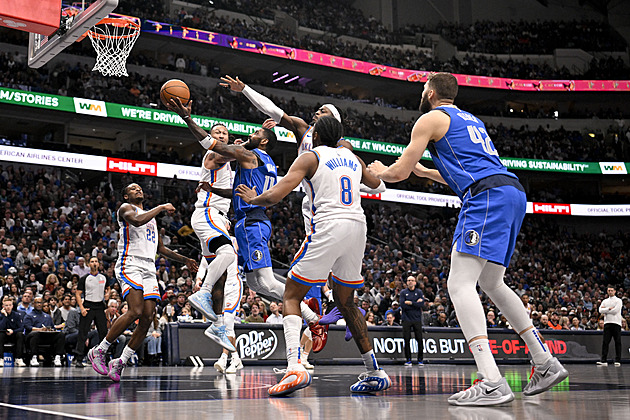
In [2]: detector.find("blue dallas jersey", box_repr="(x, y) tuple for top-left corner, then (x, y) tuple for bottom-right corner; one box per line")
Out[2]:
(233, 148), (277, 220)
(428, 105), (516, 200)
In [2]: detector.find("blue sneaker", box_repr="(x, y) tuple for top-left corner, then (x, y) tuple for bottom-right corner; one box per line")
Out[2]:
(188, 290), (218, 322)
(404, 361), (413, 367)
(204, 325), (236, 352)
(418, 361), (424, 367)
(350, 368), (392, 393)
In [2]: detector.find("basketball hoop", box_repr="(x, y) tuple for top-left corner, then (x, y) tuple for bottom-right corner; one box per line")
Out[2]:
(88, 17), (139, 77)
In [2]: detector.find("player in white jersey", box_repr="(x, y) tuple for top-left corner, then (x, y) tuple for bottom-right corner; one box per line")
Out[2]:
(236, 116), (391, 397)
(88, 183), (197, 382)
(187, 123), (239, 352)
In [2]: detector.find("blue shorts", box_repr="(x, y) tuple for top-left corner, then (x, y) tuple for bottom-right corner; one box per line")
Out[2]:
(453, 185), (526, 267)
(234, 217), (272, 272)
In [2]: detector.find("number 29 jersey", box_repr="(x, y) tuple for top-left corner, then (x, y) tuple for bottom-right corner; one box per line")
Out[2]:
(428, 105), (516, 200)
(304, 146), (366, 225)
(117, 204), (158, 260)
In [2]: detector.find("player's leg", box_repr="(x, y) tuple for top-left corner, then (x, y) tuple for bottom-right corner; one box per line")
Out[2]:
(109, 298), (157, 382)
(268, 279), (313, 397)
(300, 329), (314, 369)
(446, 250), (514, 405)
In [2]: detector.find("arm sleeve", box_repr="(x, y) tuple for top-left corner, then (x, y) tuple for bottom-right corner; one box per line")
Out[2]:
(242, 85), (284, 123)
(196, 258), (208, 283)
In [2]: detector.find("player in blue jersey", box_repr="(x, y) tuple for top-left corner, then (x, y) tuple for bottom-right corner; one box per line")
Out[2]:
(368, 73), (568, 406)
(167, 98), (323, 339)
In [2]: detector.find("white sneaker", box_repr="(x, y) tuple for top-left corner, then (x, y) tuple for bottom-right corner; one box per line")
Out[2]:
(14, 358), (26, 367)
(614, 362), (621, 367)
(226, 358), (243, 374)
(30, 356), (40, 367)
(53, 355), (62, 367)
(448, 373), (514, 406)
(596, 361), (608, 366)
(214, 356), (228, 374)
(523, 357), (568, 396)
(302, 359), (314, 370)
(350, 368), (392, 393)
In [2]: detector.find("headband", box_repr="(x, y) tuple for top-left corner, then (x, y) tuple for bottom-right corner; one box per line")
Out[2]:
(322, 104), (341, 123)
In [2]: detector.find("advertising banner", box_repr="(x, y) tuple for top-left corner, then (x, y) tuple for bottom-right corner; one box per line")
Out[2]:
(142, 20), (630, 93)
(168, 323), (629, 365)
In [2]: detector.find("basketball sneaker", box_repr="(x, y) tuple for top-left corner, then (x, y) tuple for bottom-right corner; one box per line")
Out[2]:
(305, 297), (320, 315)
(303, 359), (315, 370)
(310, 321), (329, 353)
(108, 358), (125, 383)
(596, 361), (608, 366)
(188, 290), (218, 322)
(214, 355), (228, 374)
(448, 373), (514, 406)
(88, 347), (109, 376)
(350, 368), (392, 393)
(204, 325), (236, 352)
(404, 361), (413, 367)
(226, 357), (243, 374)
(268, 366), (312, 397)
(523, 357), (569, 396)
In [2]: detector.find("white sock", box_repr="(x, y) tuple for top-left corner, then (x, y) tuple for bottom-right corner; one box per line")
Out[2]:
(521, 328), (552, 365)
(214, 315), (224, 328)
(283, 315), (303, 368)
(469, 339), (502, 382)
(300, 301), (319, 324)
(361, 350), (379, 372)
(219, 352), (228, 361)
(201, 244), (236, 293)
(120, 346), (135, 364)
(231, 352), (239, 360)
(302, 349), (309, 361)
(97, 338), (112, 352)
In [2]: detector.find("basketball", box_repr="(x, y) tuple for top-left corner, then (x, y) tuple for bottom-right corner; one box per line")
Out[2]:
(160, 79), (190, 107)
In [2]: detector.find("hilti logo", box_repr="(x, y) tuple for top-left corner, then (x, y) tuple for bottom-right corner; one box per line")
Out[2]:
(533, 203), (571, 214)
(107, 158), (157, 176)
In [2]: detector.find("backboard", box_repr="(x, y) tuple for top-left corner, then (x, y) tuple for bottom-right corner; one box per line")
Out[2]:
(28, 0), (118, 69)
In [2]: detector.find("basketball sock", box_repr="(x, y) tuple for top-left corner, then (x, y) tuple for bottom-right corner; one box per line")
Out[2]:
(302, 348), (309, 362)
(200, 245), (236, 293)
(218, 352), (227, 361)
(361, 350), (379, 372)
(231, 352), (239, 360)
(469, 338), (502, 382)
(283, 315), (303, 368)
(476, 258), (552, 365)
(120, 346), (135, 364)
(246, 267), (285, 301)
(300, 302), (319, 324)
(97, 338), (112, 352)
(214, 315), (224, 328)
(521, 328), (552, 365)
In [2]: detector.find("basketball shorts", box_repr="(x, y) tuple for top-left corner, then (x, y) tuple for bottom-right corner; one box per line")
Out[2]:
(192, 207), (231, 259)
(115, 255), (160, 300)
(453, 185), (526, 267)
(289, 219), (366, 289)
(234, 217), (272, 272)
(301, 195), (312, 232)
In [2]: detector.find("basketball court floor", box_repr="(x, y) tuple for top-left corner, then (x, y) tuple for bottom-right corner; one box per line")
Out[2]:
(0, 363), (627, 419)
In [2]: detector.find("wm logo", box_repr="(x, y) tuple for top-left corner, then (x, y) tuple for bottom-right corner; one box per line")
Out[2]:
(78, 102), (102, 112)
(73, 98), (107, 117)
(599, 162), (628, 175)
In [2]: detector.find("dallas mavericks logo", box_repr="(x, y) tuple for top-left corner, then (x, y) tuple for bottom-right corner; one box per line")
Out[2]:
(464, 230), (480, 246)
(252, 250), (263, 262)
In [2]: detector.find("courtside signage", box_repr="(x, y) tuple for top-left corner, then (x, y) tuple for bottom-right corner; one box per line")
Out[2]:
(599, 162), (628, 175)
(0, 145), (106, 170)
(106, 157), (157, 176)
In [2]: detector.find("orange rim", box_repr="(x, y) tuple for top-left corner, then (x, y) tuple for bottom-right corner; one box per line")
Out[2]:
(88, 18), (140, 40)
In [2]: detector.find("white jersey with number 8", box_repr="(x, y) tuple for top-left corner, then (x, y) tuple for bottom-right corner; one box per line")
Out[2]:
(117, 205), (158, 260)
(303, 146), (366, 225)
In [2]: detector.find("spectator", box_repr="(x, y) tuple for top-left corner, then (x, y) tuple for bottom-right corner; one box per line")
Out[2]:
(244, 303), (264, 323)
(72, 257), (90, 278)
(23, 297), (65, 367)
(384, 311), (399, 327)
(266, 302), (283, 324)
(16, 289), (34, 315)
(0, 296), (26, 366)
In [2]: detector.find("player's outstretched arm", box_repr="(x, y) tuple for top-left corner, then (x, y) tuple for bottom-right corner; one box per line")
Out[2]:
(221, 75), (308, 135)
(235, 153), (316, 207)
(157, 235), (198, 273)
(413, 162), (447, 185)
(119, 202), (174, 228)
(196, 182), (232, 199)
(357, 156), (385, 192)
(368, 111), (449, 183)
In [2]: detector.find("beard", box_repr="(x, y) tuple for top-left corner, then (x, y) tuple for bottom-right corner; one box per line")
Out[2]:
(419, 91), (432, 114)
(243, 139), (257, 150)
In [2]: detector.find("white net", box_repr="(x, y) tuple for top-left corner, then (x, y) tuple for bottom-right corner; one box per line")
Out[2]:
(88, 18), (140, 77)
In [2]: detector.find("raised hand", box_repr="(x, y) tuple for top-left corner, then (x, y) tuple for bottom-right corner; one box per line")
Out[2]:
(219, 75), (245, 92)
(262, 118), (277, 129)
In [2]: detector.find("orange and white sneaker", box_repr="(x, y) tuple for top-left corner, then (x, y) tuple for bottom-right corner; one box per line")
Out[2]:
(268, 366), (312, 397)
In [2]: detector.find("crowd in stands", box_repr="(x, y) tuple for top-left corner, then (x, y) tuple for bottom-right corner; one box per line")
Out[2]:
(1, 166), (629, 365)
(1, 50), (629, 166)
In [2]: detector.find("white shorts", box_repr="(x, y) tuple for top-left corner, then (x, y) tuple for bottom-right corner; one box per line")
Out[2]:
(223, 259), (242, 314)
(192, 207), (231, 259)
(115, 255), (160, 300)
(301, 195), (312, 232)
(288, 219), (366, 289)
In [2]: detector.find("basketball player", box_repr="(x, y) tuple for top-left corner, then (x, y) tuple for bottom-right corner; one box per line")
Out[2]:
(167, 98), (322, 333)
(368, 73), (568, 406)
(88, 184), (197, 382)
(193, 236), (243, 374)
(236, 116), (391, 397)
(187, 122), (238, 352)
